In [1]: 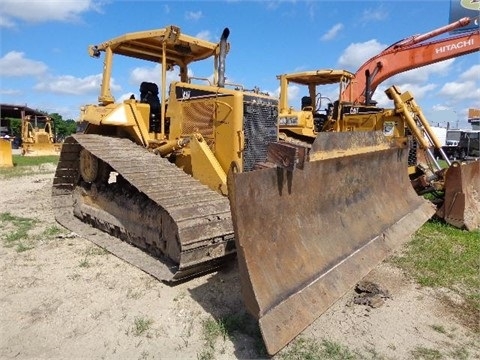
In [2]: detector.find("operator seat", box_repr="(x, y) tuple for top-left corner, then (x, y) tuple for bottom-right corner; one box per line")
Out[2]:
(140, 82), (161, 133)
(301, 96), (313, 110)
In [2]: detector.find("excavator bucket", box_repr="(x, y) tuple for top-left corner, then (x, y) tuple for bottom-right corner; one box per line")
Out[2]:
(0, 139), (13, 167)
(227, 131), (436, 355)
(437, 160), (480, 231)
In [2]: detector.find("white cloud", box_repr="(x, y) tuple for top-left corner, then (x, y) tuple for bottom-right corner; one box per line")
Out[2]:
(372, 83), (437, 108)
(439, 80), (480, 102)
(0, 51), (48, 77)
(387, 60), (455, 85)
(34, 74), (120, 95)
(272, 84), (300, 107)
(0, 88), (21, 96)
(360, 6), (388, 23)
(337, 39), (387, 70)
(185, 10), (202, 21)
(0, 15), (15, 28)
(195, 30), (211, 42)
(0, 0), (101, 26)
(459, 64), (480, 81)
(130, 64), (181, 85)
(321, 23), (344, 41)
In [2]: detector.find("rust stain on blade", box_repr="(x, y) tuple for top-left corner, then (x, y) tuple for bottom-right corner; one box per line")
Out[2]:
(227, 132), (435, 355)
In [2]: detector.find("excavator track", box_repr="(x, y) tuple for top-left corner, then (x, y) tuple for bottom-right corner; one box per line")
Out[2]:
(52, 134), (235, 283)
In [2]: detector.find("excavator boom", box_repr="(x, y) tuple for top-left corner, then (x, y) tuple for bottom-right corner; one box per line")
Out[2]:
(344, 17), (480, 104)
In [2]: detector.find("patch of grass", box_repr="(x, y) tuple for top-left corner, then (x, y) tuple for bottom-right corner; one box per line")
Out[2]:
(0, 155), (58, 178)
(16, 241), (34, 253)
(126, 288), (144, 300)
(77, 247), (107, 268)
(279, 337), (358, 360)
(391, 219), (480, 331)
(0, 212), (37, 249)
(430, 324), (447, 334)
(12, 155), (59, 167)
(411, 346), (443, 359)
(197, 348), (215, 360)
(202, 317), (227, 349)
(447, 346), (469, 360)
(132, 316), (153, 337)
(85, 246), (108, 256)
(78, 256), (91, 268)
(200, 312), (264, 357)
(42, 225), (65, 238)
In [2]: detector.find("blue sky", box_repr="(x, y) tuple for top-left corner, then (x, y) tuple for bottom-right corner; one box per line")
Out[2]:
(1, 0), (479, 129)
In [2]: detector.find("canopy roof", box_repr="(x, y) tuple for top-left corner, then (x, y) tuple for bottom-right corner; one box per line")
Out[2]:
(279, 69), (355, 86)
(89, 25), (219, 66)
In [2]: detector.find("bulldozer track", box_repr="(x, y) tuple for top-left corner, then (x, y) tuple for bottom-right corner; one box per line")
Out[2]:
(52, 134), (235, 283)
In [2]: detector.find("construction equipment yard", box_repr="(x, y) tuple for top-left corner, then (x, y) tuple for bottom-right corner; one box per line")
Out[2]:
(1, 162), (479, 359)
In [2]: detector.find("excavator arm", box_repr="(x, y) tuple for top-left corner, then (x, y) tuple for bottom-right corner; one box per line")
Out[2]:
(343, 17), (480, 104)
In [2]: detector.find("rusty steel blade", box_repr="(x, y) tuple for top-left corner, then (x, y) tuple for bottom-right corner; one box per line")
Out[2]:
(437, 160), (480, 231)
(227, 131), (435, 355)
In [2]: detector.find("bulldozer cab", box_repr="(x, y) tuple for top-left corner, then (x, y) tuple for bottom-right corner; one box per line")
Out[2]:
(84, 25), (228, 139)
(278, 70), (354, 138)
(277, 69), (409, 143)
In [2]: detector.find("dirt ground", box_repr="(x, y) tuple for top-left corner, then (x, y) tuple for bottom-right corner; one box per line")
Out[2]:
(1, 164), (479, 360)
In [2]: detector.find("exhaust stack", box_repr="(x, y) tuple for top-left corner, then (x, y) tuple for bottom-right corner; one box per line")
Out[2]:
(218, 28), (230, 88)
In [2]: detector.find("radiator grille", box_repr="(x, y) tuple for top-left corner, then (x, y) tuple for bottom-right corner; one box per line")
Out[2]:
(243, 97), (278, 171)
(181, 100), (215, 139)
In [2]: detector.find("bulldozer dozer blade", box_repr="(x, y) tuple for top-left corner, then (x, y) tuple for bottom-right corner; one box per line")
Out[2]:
(227, 131), (436, 355)
(437, 160), (480, 231)
(0, 139), (13, 167)
(22, 143), (62, 156)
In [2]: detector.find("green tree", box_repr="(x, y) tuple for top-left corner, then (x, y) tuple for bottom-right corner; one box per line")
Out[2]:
(8, 119), (21, 137)
(49, 113), (77, 140)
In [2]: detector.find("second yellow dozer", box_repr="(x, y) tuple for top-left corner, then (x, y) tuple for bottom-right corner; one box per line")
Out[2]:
(52, 26), (437, 355)
(275, 69), (480, 231)
(21, 114), (62, 156)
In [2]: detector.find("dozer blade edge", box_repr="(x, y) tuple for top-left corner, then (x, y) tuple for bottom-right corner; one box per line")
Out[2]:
(437, 160), (480, 231)
(227, 131), (436, 355)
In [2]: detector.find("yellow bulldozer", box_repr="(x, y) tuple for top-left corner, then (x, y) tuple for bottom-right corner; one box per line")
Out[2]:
(21, 114), (62, 156)
(276, 69), (480, 231)
(52, 25), (458, 356)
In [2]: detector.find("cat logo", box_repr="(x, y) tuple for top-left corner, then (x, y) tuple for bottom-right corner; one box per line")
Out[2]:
(182, 90), (191, 100)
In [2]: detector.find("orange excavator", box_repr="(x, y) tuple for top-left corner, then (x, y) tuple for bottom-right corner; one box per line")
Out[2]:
(343, 16), (480, 104)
